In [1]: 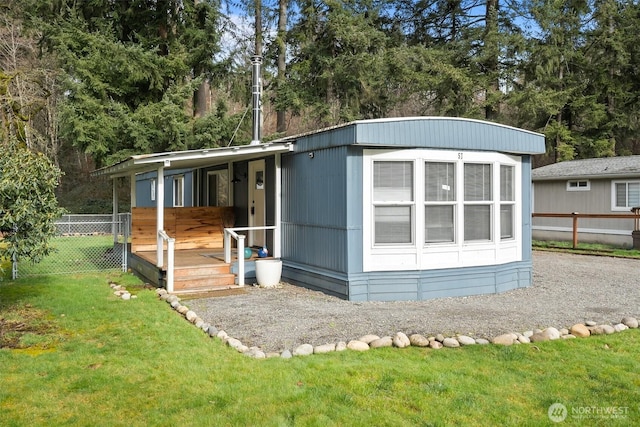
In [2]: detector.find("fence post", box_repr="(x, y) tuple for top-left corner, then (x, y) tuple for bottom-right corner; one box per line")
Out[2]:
(572, 212), (579, 249)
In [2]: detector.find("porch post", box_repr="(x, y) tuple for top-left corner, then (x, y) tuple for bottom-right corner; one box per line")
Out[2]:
(274, 153), (282, 258)
(156, 166), (165, 267)
(112, 178), (118, 244)
(130, 173), (136, 208)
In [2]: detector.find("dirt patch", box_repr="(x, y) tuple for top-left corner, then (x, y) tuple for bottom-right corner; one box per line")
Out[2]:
(0, 305), (56, 349)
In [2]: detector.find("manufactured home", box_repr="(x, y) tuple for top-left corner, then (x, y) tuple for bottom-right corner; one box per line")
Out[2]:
(94, 117), (545, 301)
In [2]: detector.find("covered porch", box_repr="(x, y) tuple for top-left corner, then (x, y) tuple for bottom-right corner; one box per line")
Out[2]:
(92, 142), (293, 294)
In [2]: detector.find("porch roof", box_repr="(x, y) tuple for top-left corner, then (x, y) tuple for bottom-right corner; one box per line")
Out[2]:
(91, 142), (294, 179)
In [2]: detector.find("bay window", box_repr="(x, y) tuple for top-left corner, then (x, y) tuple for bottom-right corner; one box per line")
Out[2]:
(364, 149), (521, 272)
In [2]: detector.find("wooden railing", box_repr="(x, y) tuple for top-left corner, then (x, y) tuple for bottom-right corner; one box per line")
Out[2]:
(532, 211), (640, 248)
(223, 226), (277, 287)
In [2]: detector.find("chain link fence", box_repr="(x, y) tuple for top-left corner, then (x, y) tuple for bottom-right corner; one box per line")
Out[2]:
(14, 213), (130, 278)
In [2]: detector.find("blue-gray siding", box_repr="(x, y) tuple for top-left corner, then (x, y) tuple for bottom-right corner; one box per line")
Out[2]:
(290, 118), (545, 155)
(135, 169), (193, 207)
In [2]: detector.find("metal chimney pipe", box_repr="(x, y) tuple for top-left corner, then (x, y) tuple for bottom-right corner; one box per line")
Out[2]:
(250, 55), (262, 145)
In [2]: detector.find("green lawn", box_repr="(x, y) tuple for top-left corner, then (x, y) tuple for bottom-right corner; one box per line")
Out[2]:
(1, 273), (639, 426)
(533, 240), (640, 259)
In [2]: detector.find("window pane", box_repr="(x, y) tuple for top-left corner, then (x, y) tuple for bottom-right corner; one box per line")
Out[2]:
(374, 161), (413, 201)
(375, 206), (412, 244)
(425, 162), (456, 201)
(425, 205), (454, 243)
(464, 205), (491, 241)
(464, 164), (492, 201)
(629, 183), (640, 207)
(500, 165), (514, 201)
(616, 183), (626, 207)
(500, 204), (514, 239)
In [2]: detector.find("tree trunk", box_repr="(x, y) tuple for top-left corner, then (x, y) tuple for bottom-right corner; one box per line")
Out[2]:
(483, 0), (500, 121)
(276, 0), (288, 133)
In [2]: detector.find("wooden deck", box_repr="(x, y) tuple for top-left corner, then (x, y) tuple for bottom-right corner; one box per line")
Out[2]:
(131, 248), (252, 294)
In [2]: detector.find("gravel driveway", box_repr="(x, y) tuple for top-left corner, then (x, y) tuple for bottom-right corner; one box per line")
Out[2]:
(187, 251), (640, 353)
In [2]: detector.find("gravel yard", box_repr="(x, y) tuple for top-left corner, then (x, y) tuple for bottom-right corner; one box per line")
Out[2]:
(186, 251), (640, 353)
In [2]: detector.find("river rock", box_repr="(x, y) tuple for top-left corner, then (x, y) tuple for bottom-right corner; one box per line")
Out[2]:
(166, 295), (179, 303)
(529, 332), (549, 343)
(201, 322), (210, 332)
(370, 337), (393, 349)
(522, 330), (534, 338)
(543, 327), (561, 340)
(475, 338), (490, 345)
(585, 320), (597, 326)
(347, 340), (370, 351)
(185, 311), (197, 322)
(217, 330), (228, 340)
(170, 300), (180, 309)
(435, 334), (445, 342)
(156, 288), (167, 296)
(226, 337), (243, 350)
(492, 334), (516, 346)
(358, 335), (380, 344)
(314, 343), (336, 354)
(121, 292), (131, 300)
(570, 324), (590, 337)
(177, 306), (189, 315)
(207, 325), (218, 337)
(562, 334), (576, 339)
(393, 332), (411, 348)
(244, 347), (266, 359)
(613, 323), (628, 332)
(409, 334), (430, 347)
(622, 317), (638, 328)
(517, 335), (530, 344)
(602, 324), (615, 334)
(293, 344), (314, 356)
(194, 318), (204, 328)
(429, 340), (443, 349)
(281, 349), (292, 359)
(336, 341), (347, 351)
(443, 337), (460, 348)
(457, 335), (476, 346)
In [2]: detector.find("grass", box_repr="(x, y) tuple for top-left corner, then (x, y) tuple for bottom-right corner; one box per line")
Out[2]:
(533, 240), (640, 259)
(13, 235), (120, 276)
(1, 273), (639, 426)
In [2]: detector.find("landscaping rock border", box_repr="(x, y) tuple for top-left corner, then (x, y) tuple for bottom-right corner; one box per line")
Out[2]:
(152, 287), (638, 359)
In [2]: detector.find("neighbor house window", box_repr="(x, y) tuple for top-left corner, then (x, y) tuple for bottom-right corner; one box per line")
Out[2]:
(425, 162), (456, 243)
(464, 163), (492, 241)
(173, 175), (184, 207)
(373, 161), (413, 244)
(500, 165), (515, 239)
(612, 181), (640, 210)
(567, 180), (590, 191)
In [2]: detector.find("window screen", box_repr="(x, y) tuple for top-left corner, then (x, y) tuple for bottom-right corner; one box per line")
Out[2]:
(373, 161), (413, 244)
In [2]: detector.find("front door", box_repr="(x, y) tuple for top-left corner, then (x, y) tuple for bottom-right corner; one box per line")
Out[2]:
(248, 159), (266, 247)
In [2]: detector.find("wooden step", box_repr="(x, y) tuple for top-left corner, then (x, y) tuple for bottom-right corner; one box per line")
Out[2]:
(172, 273), (237, 291)
(173, 264), (231, 278)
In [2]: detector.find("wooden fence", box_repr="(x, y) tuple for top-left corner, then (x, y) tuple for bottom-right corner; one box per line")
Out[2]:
(532, 210), (640, 248)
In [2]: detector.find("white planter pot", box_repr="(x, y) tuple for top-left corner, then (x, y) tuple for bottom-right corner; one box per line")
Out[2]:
(255, 259), (282, 288)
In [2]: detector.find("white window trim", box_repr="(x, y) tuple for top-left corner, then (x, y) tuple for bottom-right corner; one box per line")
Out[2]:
(173, 175), (184, 207)
(566, 180), (590, 192)
(611, 180), (640, 211)
(363, 149), (521, 272)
